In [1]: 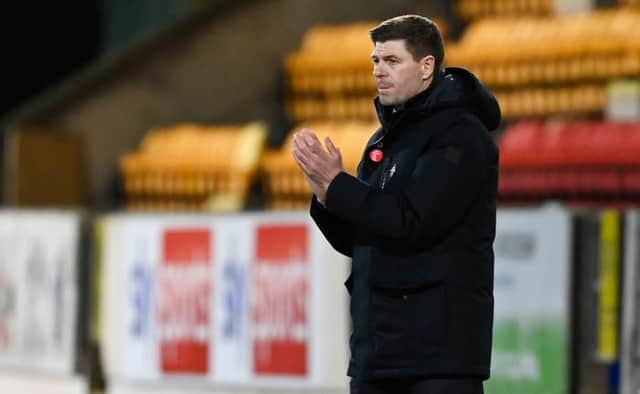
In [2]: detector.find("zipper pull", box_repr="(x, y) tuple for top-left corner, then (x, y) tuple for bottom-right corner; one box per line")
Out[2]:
(380, 157), (394, 190)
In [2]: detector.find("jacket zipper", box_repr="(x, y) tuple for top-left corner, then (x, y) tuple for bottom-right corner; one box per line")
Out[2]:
(379, 156), (393, 190)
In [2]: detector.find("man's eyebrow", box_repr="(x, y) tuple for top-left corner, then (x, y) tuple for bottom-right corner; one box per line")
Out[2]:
(371, 54), (399, 60)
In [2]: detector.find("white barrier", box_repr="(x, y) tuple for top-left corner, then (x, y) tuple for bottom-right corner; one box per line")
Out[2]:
(109, 382), (345, 394)
(100, 206), (574, 394)
(0, 371), (86, 394)
(488, 205), (572, 394)
(99, 212), (350, 393)
(0, 210), (86, 392)
(621, 211), (640, 394)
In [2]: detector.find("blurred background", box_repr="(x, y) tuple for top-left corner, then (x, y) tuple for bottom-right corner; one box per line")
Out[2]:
(0, 0), (639, 393)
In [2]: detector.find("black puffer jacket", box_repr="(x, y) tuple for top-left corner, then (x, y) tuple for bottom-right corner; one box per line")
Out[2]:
(310, 67), (501, 380)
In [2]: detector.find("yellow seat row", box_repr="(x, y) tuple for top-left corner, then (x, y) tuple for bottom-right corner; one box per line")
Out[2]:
(286, 84), (604, 120)
(448, 10), (640, 86)
(496, 84), (606, 118)
(119, 122), (266, 212)
(455, 0), (553, 20)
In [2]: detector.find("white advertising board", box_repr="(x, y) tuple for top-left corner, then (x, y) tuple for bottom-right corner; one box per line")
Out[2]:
(488, 205), (572, 394)
(0, 211), (81, 375)
(100, 212), (349, 391)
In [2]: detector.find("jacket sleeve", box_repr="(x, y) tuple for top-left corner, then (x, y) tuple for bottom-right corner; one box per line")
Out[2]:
(309, 194), (354, 257)
(324, 120), (488, 247)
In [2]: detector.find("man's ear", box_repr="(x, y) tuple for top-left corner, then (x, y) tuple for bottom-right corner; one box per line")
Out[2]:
(422, 55), (435, 81)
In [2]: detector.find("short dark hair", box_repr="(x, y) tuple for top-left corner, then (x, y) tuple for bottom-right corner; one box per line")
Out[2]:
(370, 15), (445, 73)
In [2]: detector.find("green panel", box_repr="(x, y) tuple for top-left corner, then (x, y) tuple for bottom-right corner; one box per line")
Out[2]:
(486, 319), (567, 394)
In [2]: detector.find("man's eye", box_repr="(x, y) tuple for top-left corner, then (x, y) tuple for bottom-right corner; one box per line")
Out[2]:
(389, 59), (399, 64)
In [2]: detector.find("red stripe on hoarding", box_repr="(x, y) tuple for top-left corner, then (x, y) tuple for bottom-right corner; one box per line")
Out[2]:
(159, 228), (212, 374)
(254, 224), (309, 376)
(163, 229), (211, 262)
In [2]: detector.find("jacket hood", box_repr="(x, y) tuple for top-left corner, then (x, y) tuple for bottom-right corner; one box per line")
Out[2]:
(375, 67), (502, 131)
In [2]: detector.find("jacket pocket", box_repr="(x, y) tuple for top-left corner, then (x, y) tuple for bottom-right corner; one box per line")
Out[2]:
(367, 250), (447, 368)
(370, 282), (445, 366)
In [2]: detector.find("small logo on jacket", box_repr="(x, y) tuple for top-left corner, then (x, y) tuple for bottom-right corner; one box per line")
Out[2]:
(381, 163), (397, 190)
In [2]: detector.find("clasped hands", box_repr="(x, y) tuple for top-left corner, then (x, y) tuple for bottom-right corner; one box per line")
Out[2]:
(292, 129), (345, 205)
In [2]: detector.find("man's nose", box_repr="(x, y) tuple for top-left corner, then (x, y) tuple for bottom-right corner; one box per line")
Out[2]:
(373, 63), (387, 78)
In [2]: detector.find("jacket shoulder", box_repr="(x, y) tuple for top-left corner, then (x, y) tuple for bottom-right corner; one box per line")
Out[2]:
(423, 111), (498, 170)
(430, 111), (491, 146)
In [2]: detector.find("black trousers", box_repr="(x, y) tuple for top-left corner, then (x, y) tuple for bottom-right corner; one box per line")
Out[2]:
(350, 377), (484, 394)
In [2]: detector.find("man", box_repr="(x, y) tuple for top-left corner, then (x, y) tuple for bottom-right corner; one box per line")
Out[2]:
(292, 15), (500, 394)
